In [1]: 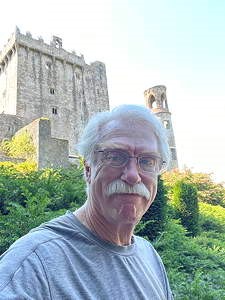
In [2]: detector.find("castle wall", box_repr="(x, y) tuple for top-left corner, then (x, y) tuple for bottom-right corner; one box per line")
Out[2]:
(38, 119), (70, 169)
(15, 118), (69, 169)
(13, 31), (109, 154)
(0, 114), (23, 141)
(0, 153), (25, 163)
(0, 47), (17, 115)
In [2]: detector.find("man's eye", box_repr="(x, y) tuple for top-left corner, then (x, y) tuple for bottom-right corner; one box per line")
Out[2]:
(140, 157), (156, 166)
(106, 154), (119, 161)
(104, 151), (126, 165)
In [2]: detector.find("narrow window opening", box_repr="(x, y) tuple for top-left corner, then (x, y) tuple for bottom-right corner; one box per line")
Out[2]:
(163, 120), (170, 129)
(50, 88), (55, 95)
(46, 62), (52, 70)
(149, 95), (157, 109)
(52, 107), (58, 115)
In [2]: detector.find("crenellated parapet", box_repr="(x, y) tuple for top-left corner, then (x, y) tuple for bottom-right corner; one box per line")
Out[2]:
(0, 27), (86, 71)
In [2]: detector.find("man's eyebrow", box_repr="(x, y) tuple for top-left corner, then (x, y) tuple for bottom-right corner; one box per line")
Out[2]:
(98, 144), (161, 157)
(98, 142), (128, 149)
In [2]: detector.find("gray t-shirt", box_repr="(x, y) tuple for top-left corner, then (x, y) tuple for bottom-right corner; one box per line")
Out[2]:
(0, 212), (173, 300)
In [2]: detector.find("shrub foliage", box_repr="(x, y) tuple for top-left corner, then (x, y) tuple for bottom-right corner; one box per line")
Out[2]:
(136, 176), (168, 241)
(163, 169), (225, 207)
(0, 131), (36, 161)
(0, 163), (225, 299)
(172, 179), (199, 236)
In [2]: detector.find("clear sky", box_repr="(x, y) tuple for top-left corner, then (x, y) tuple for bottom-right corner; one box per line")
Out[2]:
(1, 0), (225, 182)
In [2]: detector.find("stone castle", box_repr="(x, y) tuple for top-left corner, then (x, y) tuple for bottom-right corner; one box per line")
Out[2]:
(0, 28), (178, 169)
(0, 27), (109, 166)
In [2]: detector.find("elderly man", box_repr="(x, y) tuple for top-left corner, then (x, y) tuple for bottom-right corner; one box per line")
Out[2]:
(0, 105), (173, 299)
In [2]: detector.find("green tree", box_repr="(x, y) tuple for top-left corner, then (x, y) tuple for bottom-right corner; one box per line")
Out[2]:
(163, 169), (225, 207)
(136, 176), (168, 241)
(172, 180), (199, 236)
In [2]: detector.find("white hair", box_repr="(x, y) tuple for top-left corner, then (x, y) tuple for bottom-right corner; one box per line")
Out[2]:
(76, 104), (170, 172)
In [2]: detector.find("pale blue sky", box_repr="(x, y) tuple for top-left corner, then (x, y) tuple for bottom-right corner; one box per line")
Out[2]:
(1, 0), (225, 182)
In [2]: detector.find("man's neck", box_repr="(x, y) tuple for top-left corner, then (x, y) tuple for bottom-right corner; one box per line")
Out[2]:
(73, 204), (135, 246)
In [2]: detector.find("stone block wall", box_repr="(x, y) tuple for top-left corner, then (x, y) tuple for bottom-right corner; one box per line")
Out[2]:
(0, 28), (110, 156)
(15, 118), (69, 169)
(0, 114), (24, 141)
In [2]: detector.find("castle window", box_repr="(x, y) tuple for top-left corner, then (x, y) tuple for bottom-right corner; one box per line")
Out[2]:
(96, 88), (100, 96)
(52, 107), (58, 115)
(46, 62), (52, 70)
(161, 94), (167, 109)
(149, 95), (157, 109)
(76, 72), (80, 80)
(163, 120), (170, 129)
(50, 88), (55, 95)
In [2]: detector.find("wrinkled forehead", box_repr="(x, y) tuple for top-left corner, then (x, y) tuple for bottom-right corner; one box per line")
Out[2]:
(98, 118), (157, 144)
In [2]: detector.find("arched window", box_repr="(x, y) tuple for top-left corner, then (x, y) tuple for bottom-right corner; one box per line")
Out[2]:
(52, 107), (58, 115)
(45, 61), (52, 70)
(50, 88), (55, 95)
(163, 120), (170, 129)
(148, 95), (157, 109)
(161, 93), (167, 109)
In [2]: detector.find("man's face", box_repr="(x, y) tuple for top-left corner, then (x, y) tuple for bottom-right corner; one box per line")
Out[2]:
(85, 119), (160, 227)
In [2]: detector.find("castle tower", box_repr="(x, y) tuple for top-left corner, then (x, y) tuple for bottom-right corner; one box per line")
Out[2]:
(144, 85), (178, 170)
(0, 27), (109, 153)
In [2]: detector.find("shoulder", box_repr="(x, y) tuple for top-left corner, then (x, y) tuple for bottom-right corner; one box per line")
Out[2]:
(0, 212), (76, 294)
(134, 235), (174, 299)
(134, 235), (167, 276)
(134, 234), (158, 254)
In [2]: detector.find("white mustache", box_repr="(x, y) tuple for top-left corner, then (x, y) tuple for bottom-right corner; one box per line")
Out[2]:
(106, 180), (150, 200)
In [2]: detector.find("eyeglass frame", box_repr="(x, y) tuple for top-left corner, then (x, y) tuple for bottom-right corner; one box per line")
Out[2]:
(95, 148), (166, 173)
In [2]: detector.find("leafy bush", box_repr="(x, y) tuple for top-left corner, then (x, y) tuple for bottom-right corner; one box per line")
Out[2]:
(0, 195), (66, 255)
(136, 176), (168, 241)
(0, 163), (86, 214)
(172, 180), (199, 236)
(1, 163), (225, 298)
(199, 202), (225, 233)
(0, 131), (36, 160)
(154, 219), (225, 299)
(163, 169), (225, 207)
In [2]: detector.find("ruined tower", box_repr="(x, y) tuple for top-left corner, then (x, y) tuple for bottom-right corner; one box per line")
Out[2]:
(0, 27), (109, 154)
(144, 85), (178, 170)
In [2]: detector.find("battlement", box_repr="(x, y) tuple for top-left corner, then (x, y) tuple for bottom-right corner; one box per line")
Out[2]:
(0, 26), (89, 72)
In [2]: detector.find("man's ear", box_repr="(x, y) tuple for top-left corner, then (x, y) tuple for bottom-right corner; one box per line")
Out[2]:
(84, 161), (91, 183)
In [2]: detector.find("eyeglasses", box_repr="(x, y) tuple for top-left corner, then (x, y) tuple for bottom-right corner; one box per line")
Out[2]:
(96, 149), (165, 173)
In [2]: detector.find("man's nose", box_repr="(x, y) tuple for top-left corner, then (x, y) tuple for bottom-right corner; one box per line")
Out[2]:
(120, 157), (141, 185)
